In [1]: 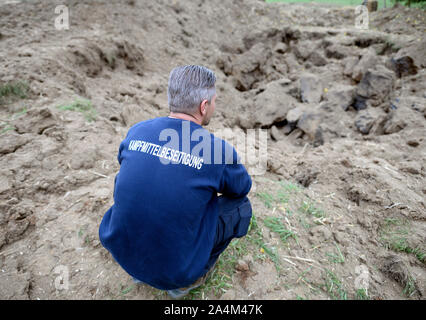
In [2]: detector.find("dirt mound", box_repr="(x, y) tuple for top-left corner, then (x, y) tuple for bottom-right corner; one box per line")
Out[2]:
(0, 0), (424, 300)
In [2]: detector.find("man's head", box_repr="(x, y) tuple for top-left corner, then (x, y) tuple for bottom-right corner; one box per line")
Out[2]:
(167, 65), (217, 126)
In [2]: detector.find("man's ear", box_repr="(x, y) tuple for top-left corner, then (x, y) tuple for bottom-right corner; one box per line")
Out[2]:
(200, 99), (208, 115)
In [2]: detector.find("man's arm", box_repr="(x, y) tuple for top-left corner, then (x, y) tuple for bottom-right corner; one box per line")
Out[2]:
(218, 146), (252, 198)
(114, 130), (131, 198)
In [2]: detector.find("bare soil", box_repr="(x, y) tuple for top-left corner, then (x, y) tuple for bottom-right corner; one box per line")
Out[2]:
(0, 0), (424, 300)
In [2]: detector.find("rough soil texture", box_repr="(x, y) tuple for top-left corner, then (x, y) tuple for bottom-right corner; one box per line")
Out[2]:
(0, 0), (425, 300)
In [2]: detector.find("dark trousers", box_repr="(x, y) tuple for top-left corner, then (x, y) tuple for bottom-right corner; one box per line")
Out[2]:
(203, 195), (252, 274)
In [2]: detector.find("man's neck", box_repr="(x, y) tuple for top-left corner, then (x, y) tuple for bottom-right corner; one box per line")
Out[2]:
(168, 112), (202, 126)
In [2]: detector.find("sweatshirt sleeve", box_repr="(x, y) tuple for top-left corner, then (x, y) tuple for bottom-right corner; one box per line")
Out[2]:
(218, 144), (252, 198)
(117, 126), (134, 165)
(117, 140), (126, 165)
(115, 129), (132, 197)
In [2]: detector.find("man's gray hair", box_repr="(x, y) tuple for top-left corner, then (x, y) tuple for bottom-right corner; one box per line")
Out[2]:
(167, 65), (216, 114)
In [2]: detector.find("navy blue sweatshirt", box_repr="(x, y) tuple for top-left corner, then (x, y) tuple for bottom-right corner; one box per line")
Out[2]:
(99, 117), (252, 290)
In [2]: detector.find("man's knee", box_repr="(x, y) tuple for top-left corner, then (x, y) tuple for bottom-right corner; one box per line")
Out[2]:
(216, 195), (252, 241)
(217, 195), (250, 213)
(235, 197), (252, 238)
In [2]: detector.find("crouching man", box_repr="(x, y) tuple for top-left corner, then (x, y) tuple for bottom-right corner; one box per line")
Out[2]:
(99, 65), (252, 299)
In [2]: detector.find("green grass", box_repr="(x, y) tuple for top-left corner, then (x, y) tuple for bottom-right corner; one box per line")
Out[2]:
(256, 192), (275, 209)
(0, 81), (29, 104)
(57, 98), (97, 122)
(247, 212), (282, 271)
(120, 284), (135, 296)
(183, 238), (242, 299)
(183, 211), (281, 299)
(77, 227), (85, 238)
(297, 214), (312, 230)
(356, 288), (370, 300)
(297, 267), (312, 282)
(0, 125), (15, 134)
(275, 189), (290, 204)
(380, 218), (425, 263)
(403, 276), (417, 297)
(0, 107), (28, 135)
(326, 243), (345, 264)
(295, 267), (324, 296)
(412, 248), (425, 263)
(109, 283), (136, 300)
(278, 181), (302, 193)
(275, 181), (301, 203)
(11, 107), (28, 118)
(383, 217), (400, 225)
(77, 226), (91, 245)
(322, 269), (348, 300)
(384, 36), (403, 52)
(264, 216), (298, 244)
(260, 245), (281, 271)
(256, 181), (302, 209)
(299, 200), (326, 220)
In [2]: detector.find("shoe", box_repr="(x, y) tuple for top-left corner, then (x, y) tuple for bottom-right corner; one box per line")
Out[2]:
(132, 277), (144, 284)
(167, 261), (218, 299)
(167, 288), (192, 299)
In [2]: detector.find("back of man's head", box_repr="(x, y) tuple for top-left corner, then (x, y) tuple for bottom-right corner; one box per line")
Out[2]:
(167, 65), (216, 114)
